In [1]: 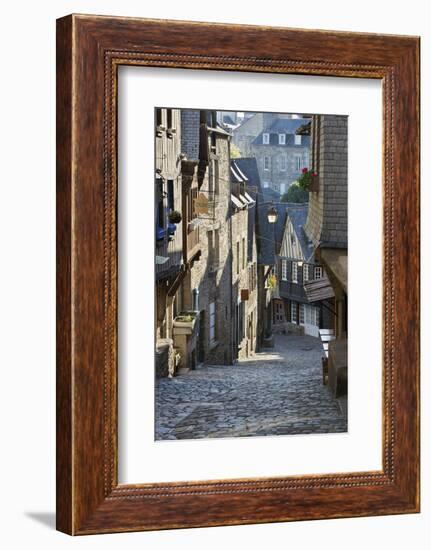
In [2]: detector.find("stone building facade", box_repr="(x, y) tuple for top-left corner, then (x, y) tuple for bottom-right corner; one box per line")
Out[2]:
(179, 110), (234, 366)
(250, 118), (311, 197)
(230, 159), (258, 360)
(304, 116), (348, 250)
(232, 112), (292, 157)
(154, 108), (185, 376)
(304, 114), (348, 397)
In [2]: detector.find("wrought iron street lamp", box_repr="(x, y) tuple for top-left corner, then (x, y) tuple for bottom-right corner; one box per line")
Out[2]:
(266, 204), (278, 224)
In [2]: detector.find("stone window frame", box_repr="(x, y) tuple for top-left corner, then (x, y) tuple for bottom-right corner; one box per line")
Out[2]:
(278, 133), (286, 145)
(279, 155), (287, 171)
(263, 156), (270, 171)
(262, 132), (270, 144)
(295, 154), (302, 171)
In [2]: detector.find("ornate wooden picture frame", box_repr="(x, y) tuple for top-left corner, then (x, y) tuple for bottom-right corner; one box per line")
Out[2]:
(56, 14), (420, 535)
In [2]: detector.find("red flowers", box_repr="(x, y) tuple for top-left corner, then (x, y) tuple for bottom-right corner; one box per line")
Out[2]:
(297, 168), (318, 191)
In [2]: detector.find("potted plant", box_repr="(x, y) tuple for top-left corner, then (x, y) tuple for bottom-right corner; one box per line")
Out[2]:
(297, 167), (319, 192)
(168, 210), (182, 224)
(173, 311), (199, 334)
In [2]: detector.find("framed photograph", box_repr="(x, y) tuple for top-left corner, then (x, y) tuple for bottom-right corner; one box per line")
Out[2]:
(56, 14), (420, 535)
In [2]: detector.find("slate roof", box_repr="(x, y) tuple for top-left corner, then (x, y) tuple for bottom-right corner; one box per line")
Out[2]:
(252, 117), (311, 147)
(283, 203), (315, 262)
(222, 115), (235, 126)
(261, 187), (281, 202)
(231, 158), (260, 263)
(233, 158), (259, 188)
(269, 118), (310, 133)
(245, 163), (274, 265)
(254, 189), (291, 265)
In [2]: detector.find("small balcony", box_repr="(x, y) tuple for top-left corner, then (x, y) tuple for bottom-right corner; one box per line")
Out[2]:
(155, 220), (183, 279)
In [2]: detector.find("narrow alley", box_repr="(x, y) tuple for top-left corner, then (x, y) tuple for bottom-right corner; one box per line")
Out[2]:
(155, 334), (347, 440)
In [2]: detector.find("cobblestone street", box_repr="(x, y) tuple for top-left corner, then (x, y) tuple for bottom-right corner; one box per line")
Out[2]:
(155, 334), (347, 440)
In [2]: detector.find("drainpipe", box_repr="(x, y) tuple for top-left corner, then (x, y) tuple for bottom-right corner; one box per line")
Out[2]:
(192, 287), (200, 312)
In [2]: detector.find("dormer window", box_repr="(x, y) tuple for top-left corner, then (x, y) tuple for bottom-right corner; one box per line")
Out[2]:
(279, 134), (286, 145)
(294, 135), (302, 145)
(263, 133), (270, 144)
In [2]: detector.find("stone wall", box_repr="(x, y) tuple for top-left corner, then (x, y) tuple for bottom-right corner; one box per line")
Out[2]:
(181, 110), (200, 161)
(304, 115), (348, 248)
(187, 128), (234, 365)
(155, 338), (174, 378)
(231, 203), (258, 360)
(232, 113), (265, 157)
(251, 143), (310, 196)
(320, 116), (348, 247)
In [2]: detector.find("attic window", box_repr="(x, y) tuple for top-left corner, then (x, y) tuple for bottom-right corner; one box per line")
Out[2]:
(263, 133), (270, 144)
(294, 135), (302, 145)
(279, 134), (286, 145)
